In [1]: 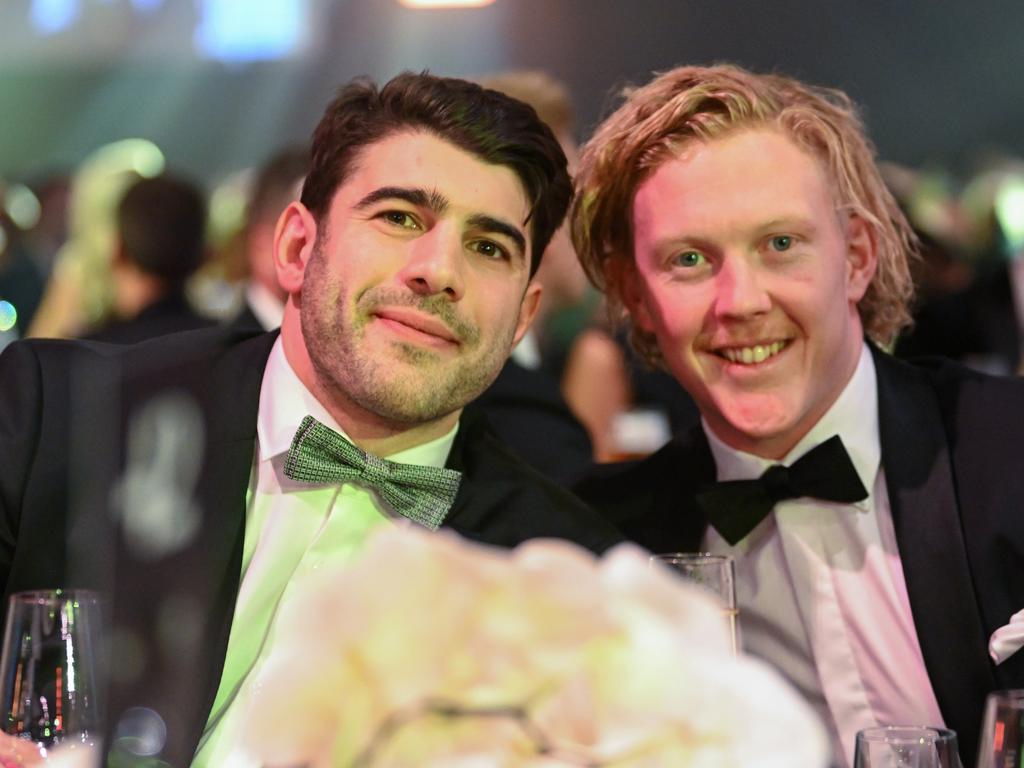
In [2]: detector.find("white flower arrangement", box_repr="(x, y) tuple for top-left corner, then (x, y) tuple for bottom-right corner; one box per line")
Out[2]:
(242, 527), (829, 767)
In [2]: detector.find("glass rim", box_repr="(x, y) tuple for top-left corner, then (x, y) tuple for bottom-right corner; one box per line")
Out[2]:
(987, 689), (1024, 700)
(650, 552), (733, 565)
(8, 589), (104, 605)
(856, 725), (957, 744)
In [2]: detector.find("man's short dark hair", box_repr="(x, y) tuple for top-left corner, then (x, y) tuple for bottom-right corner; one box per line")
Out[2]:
(248, 146), (309, 230)
(300, 71), (571, 278)
(118, 174), (206, 285)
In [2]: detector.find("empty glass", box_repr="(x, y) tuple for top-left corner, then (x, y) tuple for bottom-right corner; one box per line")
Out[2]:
(0, 590), (105, 750)
(976, 689), (1024, 768)
(650, 553), (738, 655)
(854, 726), (961, 768)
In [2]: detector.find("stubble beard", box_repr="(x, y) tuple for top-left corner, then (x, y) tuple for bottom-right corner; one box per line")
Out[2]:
(300, 242), (517, 427)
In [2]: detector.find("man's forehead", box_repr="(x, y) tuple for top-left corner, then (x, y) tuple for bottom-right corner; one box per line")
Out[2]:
(636, 130), (832, 207)
(338, 130), (531, 217)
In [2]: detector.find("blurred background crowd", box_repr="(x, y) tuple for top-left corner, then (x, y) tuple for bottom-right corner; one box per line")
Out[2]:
(3, 0), (1024, 466)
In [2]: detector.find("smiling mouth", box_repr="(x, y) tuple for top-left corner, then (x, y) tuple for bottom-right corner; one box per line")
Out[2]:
(716, 340), (788, 365)
(373, 309), (461, 347)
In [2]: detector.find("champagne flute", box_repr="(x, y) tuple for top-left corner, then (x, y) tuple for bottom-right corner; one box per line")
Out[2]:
(0, 590), (105, 752)
(854, 726), (961, 767)
(976, 689), (1024, 768)
(650, 553), (739, 655)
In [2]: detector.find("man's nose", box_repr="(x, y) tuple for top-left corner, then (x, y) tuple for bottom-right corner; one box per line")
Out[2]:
(713, 255), (772, 319)
(400, 224), (466, 301)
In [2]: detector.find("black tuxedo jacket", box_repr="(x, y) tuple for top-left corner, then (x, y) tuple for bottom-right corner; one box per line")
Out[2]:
(576, 348), (1024, 764)
(897, 265), (1020, 375)
(475, 358), (594, 487)
(0, 327), (623, 766)
(84, 290), (216, 345)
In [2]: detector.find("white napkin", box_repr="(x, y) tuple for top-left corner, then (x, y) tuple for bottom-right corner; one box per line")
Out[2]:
(989, 607), (1024, 665)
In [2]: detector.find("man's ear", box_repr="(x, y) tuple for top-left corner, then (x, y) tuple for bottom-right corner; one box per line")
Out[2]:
(616, 260), (654, 332)
(512, 281), (543, 346)
(845, 213), (878, 303)
(274, 202), (319, 295)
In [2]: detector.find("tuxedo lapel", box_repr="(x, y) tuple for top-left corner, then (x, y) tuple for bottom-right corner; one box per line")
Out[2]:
(441, 406), (623, 554)
(107, 330), (276, 766)
(649, 425), (713, 553)
(874, 349), (994, 761)
(574, 423), (712, 555)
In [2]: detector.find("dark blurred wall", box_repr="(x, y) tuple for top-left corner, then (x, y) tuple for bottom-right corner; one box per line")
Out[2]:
(1, 0), (1022, 184)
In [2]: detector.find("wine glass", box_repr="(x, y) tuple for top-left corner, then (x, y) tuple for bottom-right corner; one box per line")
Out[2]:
(976, 689), (1024, 768)
(650, 553), (739, 655)
(0, 590), (105, 753)
(854, 726), (961, 767)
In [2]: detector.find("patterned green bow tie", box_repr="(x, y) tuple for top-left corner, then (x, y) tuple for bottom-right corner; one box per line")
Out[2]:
(283, 416), (462, 531)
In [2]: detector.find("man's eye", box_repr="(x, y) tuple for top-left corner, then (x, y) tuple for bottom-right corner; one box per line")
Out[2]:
(381, 211), (419, 229)
(672, 251), (705, 268)
(769, 235), (793, 252)
(471, 240), (509, 261)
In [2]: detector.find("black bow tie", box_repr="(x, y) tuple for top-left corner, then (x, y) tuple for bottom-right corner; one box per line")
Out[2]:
(696, 435), (868, 546)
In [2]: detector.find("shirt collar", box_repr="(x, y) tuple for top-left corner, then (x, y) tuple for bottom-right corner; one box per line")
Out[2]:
(510, 329), (541, 370)
(704, 343), (880, 502)
(257, 337), (458, 468)
(245, 282), (286, 331)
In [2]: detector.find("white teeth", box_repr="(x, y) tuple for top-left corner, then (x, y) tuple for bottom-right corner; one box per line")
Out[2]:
(721, 341), (785, 365)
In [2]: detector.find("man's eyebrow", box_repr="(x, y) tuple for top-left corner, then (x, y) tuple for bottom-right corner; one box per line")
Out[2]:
(353, 186), (450, 214)
(466, 213), (528, 260)
(757, 216), (819, 235)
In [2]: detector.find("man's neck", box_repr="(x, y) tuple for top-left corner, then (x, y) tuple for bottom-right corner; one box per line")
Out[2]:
(279, 311), (460, 457)
(704, 342), (872, 464)
(114, 268), (170, 320)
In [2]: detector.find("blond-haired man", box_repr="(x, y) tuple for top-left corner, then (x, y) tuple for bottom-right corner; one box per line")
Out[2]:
(573, 64), (1024, 766)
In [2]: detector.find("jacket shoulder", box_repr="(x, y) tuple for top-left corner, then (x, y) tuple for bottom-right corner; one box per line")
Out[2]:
(446, 405), (624, 554)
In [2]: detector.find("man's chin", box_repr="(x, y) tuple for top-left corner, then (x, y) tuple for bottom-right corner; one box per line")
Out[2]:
(704, 397), (802, 457)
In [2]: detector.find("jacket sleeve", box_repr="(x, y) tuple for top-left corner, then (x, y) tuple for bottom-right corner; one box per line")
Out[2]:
(0, 341), (44, 595)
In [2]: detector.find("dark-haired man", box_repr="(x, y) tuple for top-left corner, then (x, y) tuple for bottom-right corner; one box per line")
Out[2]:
(0, 72), (622, 765)
(86, 173), (214, 343)
(228, 146), (308, 332)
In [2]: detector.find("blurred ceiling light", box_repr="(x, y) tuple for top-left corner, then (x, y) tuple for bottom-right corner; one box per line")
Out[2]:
(30, 0), (81, 35)
(398, 0), (496, 7)
(195, 0), (310, 62)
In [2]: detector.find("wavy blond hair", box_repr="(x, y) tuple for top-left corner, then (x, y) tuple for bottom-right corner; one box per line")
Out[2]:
(571, 64), (917, 364)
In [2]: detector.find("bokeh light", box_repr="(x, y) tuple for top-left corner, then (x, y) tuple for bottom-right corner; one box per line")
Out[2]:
(0, 301), (17, 332)
(996, 177), (1024, 252)
(5, 184), (42, 230)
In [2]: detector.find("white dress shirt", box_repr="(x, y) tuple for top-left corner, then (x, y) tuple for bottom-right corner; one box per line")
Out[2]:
(510, 328), (542, 370)
(701, 344), (945, 767)
(192, 338), (457, 766)
(244, 282), (285, 331)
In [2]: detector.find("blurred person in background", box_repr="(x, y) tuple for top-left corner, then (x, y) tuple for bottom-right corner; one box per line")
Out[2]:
(27, 138), (165, 339)
(563, 313), (701, 461)
(228, 145), (308, 332)
(473, 70), (595, 485)
(84, 173), (214, 344)
(21, 173), (71, 281)
(0, 189), (46, 340)
(896, 164), (1024, 375)
(571, 63), (1024, 765)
